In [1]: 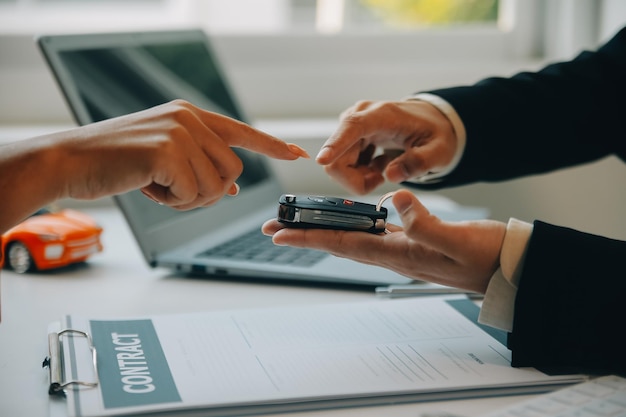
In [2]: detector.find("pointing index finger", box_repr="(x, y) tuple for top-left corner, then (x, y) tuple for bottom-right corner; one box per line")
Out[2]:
(316, 119), (366, 165)
(198, 109), (309, 160)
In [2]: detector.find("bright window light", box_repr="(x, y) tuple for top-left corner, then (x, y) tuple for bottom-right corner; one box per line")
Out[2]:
(0, 0), (502, 35)
(316, 0), (345, 33)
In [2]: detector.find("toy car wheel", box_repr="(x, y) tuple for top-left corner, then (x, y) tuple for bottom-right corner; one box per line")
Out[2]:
(7, 242), (35, 274)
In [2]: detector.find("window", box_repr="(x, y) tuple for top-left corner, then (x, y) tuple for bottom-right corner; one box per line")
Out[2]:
(190, 0), (543, 119)
(0, 0), (550, 121)
(305, 0), (499, 33)
(2, 0), (517, 37)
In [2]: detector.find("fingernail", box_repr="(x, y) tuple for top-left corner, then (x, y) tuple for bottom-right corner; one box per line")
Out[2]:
(227, 182), (240, 196)
(287, 143), (310, 159)
(272, 237), (287, 246)
(394, 192), (413, 214)
(385, 162), (409, 183)
(316, 147), (332, 162)
(141, 189), (163, 205)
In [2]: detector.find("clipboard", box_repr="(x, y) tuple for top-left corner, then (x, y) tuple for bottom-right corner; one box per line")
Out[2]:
(43, 328), (99, 396)
(42, 296), (585, 417)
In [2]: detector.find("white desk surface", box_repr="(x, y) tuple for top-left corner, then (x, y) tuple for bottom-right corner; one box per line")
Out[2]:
(0, 206), (536, 417)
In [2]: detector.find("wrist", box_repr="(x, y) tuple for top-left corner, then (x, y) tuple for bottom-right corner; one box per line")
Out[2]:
(37, 132), (78, 202)
(404, 93), (466, 183)
(0, 134), (68, 233)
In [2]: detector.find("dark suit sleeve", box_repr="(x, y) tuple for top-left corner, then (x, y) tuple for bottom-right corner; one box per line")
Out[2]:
(412, 27), (626, 190)
(405, 28), (626, 375)
(507, 221), (626, 376)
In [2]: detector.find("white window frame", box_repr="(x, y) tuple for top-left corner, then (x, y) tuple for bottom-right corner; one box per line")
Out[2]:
(206, 0), (549, 119)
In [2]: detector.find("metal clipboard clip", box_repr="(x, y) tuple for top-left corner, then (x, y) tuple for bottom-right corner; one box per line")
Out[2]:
(42, 329), (99, 396)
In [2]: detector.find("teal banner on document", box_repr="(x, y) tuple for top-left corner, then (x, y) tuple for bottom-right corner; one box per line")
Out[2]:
(446, 299), (507, 346)
(90, 319), (181, 408)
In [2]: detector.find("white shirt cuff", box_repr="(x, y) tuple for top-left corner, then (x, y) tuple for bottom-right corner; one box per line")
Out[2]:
(478, 218), (533, 332)
(478, 268), (517, 332)
(404, 93), (466, 184)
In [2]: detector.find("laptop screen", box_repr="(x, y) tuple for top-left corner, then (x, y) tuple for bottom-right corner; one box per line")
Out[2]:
(58, 41), (242, 123)
(39, 30), (273, 239)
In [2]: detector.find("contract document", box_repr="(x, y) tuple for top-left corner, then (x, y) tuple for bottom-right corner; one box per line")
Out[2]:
(47, 296), (583, 417)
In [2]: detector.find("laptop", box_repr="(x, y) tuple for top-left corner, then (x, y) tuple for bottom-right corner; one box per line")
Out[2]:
(36, 29), (471, 290)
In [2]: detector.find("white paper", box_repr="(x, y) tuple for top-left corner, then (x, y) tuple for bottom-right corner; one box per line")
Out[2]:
(57, 296), (583, 417)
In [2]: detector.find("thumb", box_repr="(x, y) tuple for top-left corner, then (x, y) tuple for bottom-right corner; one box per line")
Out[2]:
(392, 189), (429, 231)
(392, 190), (449, 252)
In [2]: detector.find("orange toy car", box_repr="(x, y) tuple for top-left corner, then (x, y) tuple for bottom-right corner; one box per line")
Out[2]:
(1, 208), (103, 273)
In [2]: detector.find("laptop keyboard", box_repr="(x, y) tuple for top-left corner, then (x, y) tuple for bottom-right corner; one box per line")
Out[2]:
(197, 229), (327, 266)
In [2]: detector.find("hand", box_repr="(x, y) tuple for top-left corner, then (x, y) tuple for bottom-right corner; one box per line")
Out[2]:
(0, 100), (309, 233)
(262, 189), (506, 294)
(316, 100), (458, 195)
(58, 99), (309, 209)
